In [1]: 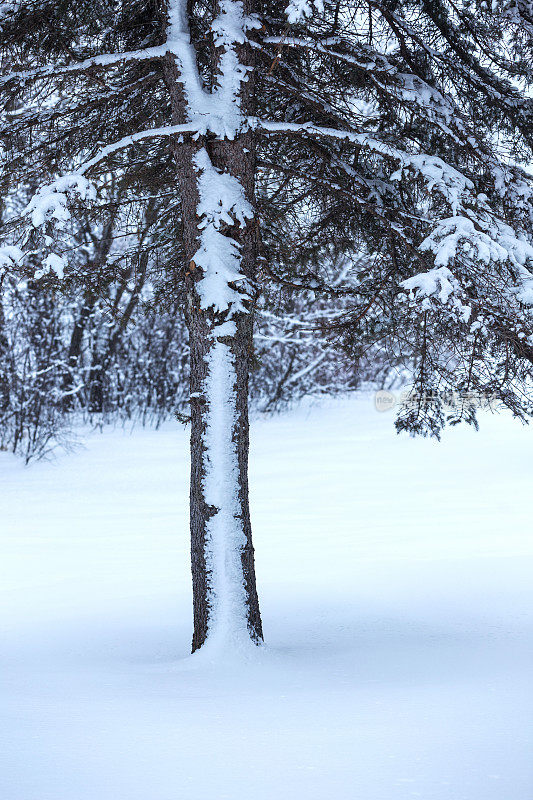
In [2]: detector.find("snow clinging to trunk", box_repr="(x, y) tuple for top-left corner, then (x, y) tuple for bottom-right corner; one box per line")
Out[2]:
(166, 0), (259, 650)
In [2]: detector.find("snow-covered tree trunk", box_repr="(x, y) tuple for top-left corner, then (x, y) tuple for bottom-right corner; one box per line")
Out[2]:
(162, 0), (262, 651)
(188, 269), (262, 652)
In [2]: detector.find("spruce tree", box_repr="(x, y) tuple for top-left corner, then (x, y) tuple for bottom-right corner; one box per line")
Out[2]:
(1, 0), (532, 651)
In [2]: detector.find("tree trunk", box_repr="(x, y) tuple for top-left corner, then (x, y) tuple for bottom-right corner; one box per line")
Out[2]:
(188, 292), (263, 652)
(62, 293), (95, 411)
(161, 0), (263, 651)
(0, 282), (11, 416)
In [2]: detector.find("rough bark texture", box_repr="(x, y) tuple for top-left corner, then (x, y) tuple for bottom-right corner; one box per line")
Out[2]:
(160, 0), (263, 652)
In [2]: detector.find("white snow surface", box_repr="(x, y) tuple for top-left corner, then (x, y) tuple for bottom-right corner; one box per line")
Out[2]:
(1, 394), (533, 800)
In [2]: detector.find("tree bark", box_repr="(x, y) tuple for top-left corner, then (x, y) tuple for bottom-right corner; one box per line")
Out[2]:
(0, 280), (10, 417)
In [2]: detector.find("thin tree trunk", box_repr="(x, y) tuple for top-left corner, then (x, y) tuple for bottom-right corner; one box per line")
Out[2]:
(62, 292), (95, 411)
(161, 0), (263, 651)
(0, 279), (11, 415)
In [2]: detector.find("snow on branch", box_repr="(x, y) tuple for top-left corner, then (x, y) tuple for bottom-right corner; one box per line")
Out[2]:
(401, 267), (472, 322)
(260, 39), (532, 209)
(285, 0), (324, 24)
(419, 215), (533, 272)
(0, 245), (23, 270)
(79, 123), (199, 173)
(252, 119), (473, 212)
(25, 174), (95, 228)
(402, 215), (533, 319)
(0, 46), (170, 85)
(262, 36), (456, 128)
(402, 266), (462, 305)
(515, 270), (533, 305)
(22, 121), (198, 274)
(34, 253), (66, 280)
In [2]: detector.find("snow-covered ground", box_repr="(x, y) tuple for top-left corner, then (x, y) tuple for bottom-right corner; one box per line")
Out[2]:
(1, 395), (532, 800)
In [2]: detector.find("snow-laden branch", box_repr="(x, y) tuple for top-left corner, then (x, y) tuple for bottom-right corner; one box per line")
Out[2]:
(0, 245), (23, 270)
(25, 174), (95, 228)
(402, 217), (533, 325)
(79, 123), (199, 174)
(370, 0), (531, 119)
(262, 35), (457, 127)
(263, 35), (389, 71)
(261, 37), (533, 208)
(26, 112), (462, 241)
(24, 123), (198, 236)
(402, 266), (465, 305)
(0, 46), (170, 85)
(252, 119), (473, 213)
(285, 0), (324, 24)
(411, 215), (533, 309)
(21, 109), (476, 249)
(420, 215), (533, 272)
(401, 265), (478, 330)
